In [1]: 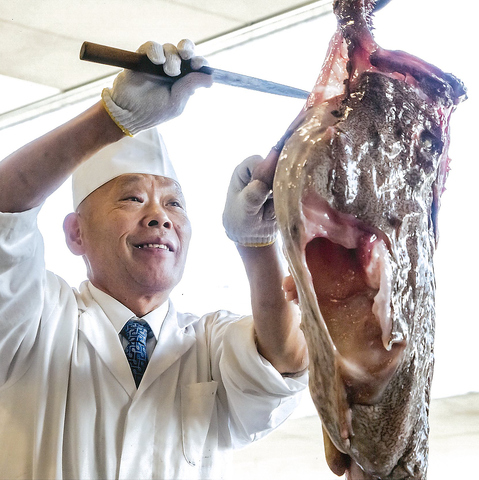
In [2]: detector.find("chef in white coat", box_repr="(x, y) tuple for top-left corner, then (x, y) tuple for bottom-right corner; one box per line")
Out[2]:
(0, 40), (308, 479)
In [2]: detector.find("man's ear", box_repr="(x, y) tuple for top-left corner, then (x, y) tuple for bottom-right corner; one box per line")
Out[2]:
(63, 212), (86, 256)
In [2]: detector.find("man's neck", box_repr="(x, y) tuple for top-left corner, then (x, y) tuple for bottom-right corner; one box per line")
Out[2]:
(89, 281), (170, 317)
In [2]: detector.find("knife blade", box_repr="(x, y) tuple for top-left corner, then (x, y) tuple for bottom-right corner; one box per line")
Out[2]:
(79, 42), (310, 100)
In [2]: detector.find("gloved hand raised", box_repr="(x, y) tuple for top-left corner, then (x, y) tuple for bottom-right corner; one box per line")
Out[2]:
(102, 39), (212, 136)
(223, 150), (280, 247)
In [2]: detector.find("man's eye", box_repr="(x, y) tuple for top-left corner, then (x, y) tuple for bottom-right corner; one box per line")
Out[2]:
(167, 199), (184, 208)
(125, 196), (143, 203)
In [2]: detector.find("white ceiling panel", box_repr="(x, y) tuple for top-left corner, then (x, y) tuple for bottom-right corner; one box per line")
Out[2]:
(174, 0), (313, 23)
(0, 20), (116, 89)
(0, 0), (318, 90)
(0, 0), (239, 45)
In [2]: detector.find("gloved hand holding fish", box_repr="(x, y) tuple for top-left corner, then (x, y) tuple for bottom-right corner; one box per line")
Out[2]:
(270, 0), (466, 478)
(223, 152), (279, 247)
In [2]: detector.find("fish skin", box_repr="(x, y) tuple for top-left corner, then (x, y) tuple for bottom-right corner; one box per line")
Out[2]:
(273, 1), (466, 478)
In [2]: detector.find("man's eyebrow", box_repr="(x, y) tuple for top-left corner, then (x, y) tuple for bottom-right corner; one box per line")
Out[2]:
(115, 175), (145, 190)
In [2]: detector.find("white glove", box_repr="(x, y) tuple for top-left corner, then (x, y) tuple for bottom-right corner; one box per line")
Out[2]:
(223, 155), (277, 247)
(102, 39), (212, 136)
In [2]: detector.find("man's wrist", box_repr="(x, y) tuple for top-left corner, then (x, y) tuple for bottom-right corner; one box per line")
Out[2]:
(101, 89), (134, 137)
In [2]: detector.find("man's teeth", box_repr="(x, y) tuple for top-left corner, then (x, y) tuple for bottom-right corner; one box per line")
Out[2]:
(137, 244), (169, 250)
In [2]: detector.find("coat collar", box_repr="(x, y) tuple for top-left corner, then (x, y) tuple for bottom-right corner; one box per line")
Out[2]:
(76, 282), (196, 399)
(87, 282), (168, 341)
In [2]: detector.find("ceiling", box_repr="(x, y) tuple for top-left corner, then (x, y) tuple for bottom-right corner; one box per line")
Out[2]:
(0, 0), (320, 92)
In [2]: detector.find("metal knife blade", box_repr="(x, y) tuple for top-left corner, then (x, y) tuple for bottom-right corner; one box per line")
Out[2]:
(80, 42), (310, 100)
(207, 68), (309, 99)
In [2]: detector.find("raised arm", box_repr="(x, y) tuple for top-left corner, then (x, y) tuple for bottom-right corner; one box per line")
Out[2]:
(0, 40), (211, 213)
(0, 103), (123, 213)
(223, 150), (308, 374)
(236, 242), (308, 374)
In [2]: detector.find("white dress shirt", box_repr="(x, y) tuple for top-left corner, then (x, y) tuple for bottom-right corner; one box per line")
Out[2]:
(88, 282), (168, 359)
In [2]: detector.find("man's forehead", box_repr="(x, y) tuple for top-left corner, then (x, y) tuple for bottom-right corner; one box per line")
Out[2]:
(114, 173), (183, 193)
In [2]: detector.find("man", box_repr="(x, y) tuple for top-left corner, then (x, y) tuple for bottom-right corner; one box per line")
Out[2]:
(0, 39), (308, 479)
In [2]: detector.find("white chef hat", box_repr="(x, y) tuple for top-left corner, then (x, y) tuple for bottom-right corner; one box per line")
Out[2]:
(72, 128), (178, 210)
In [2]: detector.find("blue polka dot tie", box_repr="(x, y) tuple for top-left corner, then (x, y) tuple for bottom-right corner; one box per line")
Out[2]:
(121, 318), (154, 388)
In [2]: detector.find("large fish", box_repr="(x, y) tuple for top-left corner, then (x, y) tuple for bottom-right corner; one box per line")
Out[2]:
(272, 0), (466, 478)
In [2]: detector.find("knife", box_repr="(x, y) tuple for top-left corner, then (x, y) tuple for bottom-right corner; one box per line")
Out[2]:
(79, 42), (310, 100)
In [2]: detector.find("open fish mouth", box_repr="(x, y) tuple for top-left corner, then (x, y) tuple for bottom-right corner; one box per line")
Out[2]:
(302, 192), (406, 405)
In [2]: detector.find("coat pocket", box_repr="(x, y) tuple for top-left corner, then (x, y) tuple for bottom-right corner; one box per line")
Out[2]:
(181, 381), (218, 467)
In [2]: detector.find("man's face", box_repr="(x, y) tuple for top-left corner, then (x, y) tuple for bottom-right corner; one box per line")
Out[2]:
(74, 173), (191, 301)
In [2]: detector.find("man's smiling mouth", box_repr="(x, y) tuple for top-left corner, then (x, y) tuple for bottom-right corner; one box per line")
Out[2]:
(135, 243), (171, 251)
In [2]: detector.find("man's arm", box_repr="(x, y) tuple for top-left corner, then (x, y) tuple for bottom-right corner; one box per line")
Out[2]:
(223, 149), (308, 375)
(0, 39), (211, 214)
(237, 242), (308, 375)
(0, 103), (123, 213)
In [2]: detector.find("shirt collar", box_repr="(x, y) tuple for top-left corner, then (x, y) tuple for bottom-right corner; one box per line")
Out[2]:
(87, 282), (169, 340)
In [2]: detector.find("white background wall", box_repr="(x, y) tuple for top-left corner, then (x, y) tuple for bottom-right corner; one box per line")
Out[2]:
(0, 0), (477, 403)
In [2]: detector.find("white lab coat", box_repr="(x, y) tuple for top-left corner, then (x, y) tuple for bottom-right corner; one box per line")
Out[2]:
(0, 206), (307, 480)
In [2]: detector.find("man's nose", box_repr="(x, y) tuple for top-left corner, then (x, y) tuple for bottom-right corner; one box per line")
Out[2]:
(145, 205), (172, 229)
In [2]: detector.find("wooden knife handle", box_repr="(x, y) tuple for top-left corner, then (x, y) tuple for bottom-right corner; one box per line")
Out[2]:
(79, 41), (210, 80)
